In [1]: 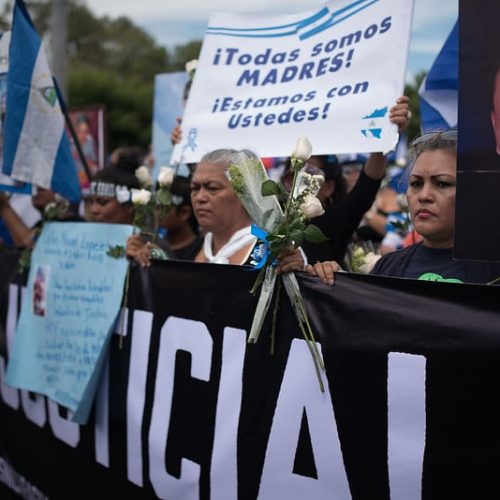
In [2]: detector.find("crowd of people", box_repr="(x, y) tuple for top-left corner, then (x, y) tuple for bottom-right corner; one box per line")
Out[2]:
(1, 93), (495, 288)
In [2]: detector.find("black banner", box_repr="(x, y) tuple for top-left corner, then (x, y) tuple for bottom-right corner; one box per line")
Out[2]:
(2, 259), (500, 499)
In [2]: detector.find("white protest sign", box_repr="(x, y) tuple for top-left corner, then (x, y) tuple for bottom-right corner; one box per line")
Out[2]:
(172, 0), (414, 163)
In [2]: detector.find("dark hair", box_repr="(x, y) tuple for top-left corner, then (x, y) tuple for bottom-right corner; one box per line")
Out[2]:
(283, 154), (347, 207)
(170, 175), (198, 233)
(407, 130), (457, 174)
(93, 147), (143, 190)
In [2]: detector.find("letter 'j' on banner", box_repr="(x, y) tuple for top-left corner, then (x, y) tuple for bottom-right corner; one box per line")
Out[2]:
(172, 0), (415, 163)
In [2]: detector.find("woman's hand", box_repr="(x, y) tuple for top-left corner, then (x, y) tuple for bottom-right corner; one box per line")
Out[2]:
(389, 95), (411, 133)
(276, 246), (305, 274)
(306, 260), (342, 285)
(126, 235), (154, 267)
(170, 117), (183, 145)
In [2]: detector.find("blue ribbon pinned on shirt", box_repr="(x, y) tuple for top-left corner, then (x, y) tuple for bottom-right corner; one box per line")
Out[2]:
(248, 224), (272, 270)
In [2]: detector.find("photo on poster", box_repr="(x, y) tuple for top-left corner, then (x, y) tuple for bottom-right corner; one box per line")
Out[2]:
(33, 265), (49, 317)
(455, 0), (500, 261)
(68, 106), (107, 191)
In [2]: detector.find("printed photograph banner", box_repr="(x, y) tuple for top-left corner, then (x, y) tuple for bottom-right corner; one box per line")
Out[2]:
(455, 0), (500, 262)
(4, 222), (133, 423)
(172, 0), (414, 163)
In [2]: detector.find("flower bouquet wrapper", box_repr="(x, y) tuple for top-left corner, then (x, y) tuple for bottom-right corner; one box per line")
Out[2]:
(248, 265), (277, 344)
(226, 159), (283, 233)
(227, 159), (284, 344)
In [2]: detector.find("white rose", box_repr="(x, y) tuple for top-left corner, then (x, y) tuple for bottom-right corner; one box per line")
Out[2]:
(185, 59), (198, 75)
(301, 194), (324, 219)
(135, 165), (152, 187)
(158, 166), (175, 188)
(358, 252), (381, 274)
(131, 188), (152, 205)
(292, 136), (313, 162)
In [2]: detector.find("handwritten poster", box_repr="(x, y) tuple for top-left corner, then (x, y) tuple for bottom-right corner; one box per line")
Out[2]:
(172, 0), (414, 163)
(5, 222), (133, 423)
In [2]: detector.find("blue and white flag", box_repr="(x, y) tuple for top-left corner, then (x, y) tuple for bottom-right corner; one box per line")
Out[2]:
(418, 22), (458, 133)
(2, 0), (80, 203)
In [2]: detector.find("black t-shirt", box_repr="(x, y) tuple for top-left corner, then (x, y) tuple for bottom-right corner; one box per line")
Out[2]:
(302, 169), (381, 265)
(372, 243), (500, 284)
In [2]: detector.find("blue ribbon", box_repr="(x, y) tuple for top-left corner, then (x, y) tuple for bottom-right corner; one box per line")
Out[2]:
(248, 224), (272, 270)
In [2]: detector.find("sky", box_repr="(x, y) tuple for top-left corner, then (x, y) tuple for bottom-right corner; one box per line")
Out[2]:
(83, 0), (458, 83)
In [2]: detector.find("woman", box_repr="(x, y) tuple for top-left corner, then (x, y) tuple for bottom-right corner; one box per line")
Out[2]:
(191, 148), (303, 272)
(88, 148), (143, 224)
(126, 175), (203, 265)
(308, 129), (500, 284)
(309, 130), (500, 496)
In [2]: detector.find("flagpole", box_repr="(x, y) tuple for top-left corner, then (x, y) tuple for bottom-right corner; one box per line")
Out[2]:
(53, 79), (93, 184)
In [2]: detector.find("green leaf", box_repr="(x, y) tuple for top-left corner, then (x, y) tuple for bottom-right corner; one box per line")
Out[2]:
(106, 245), (126, 259)
(157, 189), (172, 206)
(261, 180), (282, 197)
(289, 230), (304, 247)
(269, 239), (285, 254)
(289, 218), (306, 232)
(303, 224), (329, 243)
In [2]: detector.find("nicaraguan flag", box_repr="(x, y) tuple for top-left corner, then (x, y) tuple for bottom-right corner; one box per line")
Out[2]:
(418, 22), (458, 133)
(2, 0), (80, 203)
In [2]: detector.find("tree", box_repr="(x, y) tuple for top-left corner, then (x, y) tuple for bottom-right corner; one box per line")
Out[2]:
(404, 70), (426, 142)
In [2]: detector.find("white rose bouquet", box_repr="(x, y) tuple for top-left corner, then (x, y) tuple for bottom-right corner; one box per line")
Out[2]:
(130, 166), (174, 234)
(227, 137), (328, 391)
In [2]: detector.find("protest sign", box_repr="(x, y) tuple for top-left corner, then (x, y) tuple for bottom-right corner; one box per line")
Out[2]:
(4, 222), (132, 424)
(172, 0), (414, 163)
(152, 72), (189, 179)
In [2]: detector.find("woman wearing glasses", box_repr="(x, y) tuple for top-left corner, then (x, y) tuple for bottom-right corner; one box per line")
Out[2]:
(308, 129), (500, 284)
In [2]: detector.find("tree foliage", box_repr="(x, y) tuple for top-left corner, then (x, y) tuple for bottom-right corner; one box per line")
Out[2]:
(1, 0), (201, 152)
(404, 70), (426, 142)
(1, 1), (425, 153)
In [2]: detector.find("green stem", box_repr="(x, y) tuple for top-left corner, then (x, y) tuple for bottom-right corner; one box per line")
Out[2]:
(296, 296), (325, 370)
(284, 158), (303, 216)
(119, 262), (131, 350)
(298, 321), (325, 393)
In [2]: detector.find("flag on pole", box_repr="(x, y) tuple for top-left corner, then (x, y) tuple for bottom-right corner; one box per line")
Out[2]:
(2, 0), (80, 203)
(418, 22), (458, 133)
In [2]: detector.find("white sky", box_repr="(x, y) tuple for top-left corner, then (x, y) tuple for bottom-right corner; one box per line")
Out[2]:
(83, 0), (458, 80)
(0, 0), (458, 80)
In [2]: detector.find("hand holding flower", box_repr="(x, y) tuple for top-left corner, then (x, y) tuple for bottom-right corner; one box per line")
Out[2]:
(276, 246), (305, 274)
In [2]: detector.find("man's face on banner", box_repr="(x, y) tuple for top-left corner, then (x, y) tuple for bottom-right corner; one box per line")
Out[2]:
(491, 67), (500, 155)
